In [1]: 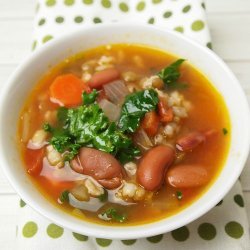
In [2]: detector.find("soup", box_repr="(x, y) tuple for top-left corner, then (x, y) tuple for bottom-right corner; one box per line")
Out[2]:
(18, 44), (230, 225)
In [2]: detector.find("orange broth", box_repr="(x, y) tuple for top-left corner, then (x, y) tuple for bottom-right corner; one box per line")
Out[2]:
(18, 44), (230, 225)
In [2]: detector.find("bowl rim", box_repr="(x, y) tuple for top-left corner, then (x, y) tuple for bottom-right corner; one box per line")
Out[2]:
(0, 23), (250, 239)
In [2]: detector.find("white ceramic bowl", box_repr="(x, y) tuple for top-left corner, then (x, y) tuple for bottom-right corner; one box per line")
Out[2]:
(0, 24), (249, 239)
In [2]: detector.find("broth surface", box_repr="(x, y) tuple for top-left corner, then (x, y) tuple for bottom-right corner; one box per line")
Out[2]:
(18, 44), (230, 225)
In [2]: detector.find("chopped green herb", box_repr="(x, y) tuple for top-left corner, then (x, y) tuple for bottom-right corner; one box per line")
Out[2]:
(98, 189), (108, 202)
(176, 191), (183, 200)
(43, 122), (53, 132)
(100, 208), (127, 223)
(118, 89), (159, 133)
(47, 92), (140, 163)
(50, 130), (72, 153)
(158, 59), (187, 89)
(222, 128), (228, 135)
(63, 143), (81, 161)
(59, 190), (69, 203)
(82, 89), (98, 105)
(57, 107), (68, 124)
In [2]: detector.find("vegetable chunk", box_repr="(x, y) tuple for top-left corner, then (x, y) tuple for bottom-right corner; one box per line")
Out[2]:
(118, 89), (159, 133)
(49, 74), (90, 107)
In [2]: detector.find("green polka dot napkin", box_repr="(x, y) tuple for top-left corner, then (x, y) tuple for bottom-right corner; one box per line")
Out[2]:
(17, 0), (249, 249)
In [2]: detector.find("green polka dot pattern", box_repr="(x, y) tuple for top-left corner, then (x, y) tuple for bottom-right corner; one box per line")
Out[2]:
(137, 2), (146, 11)
(101, 0), (111, 8)
(20, 199), (26, 207)
(183, 5), (191, 13)
(146, 234), (163, 243)
(22, 222), (38, 238)
(171, 226), (189, 241)
(82, 0), (93, 4)
(206, 42), (213, 49)
(31, 41), (37, 51)
(119, 2), (129, 12)
(72, 232), (88, 241)
(121, 239), (137, 245)
(93, 17), (102, 23)
(216, 199), (223, 206)
(234, 194), (244, 207)
(74, 16), (83, 23)
(64, 0), (74, 6)
(152, 0), (162, 4)
(148, 17), (155, 24)
(198, 223), (217, 240)
(55, 16), (64, 23)
(38, 18), (46, 26)
(225, 221), (244, 239)
(47, 224), (64, 238)
(163, 11), (172, 18)
(96, 238), (112, 247)
(46, 0), (56, 7)
(191, 20), (205, 31)
(174, 26), (184, 33)
(42, 35), (53, 43)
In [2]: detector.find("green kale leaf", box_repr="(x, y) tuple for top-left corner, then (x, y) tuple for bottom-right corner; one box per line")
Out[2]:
(59, 190), (69, 203)
(44, 91), (140, 163)
(57, 107), (68, 124)
(157, 59), (187, 89)
(82, 89), (98, 105)
(118, 89), (159, 133)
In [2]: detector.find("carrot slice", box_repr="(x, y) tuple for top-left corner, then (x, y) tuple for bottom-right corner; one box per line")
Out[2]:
(27, 148), (44, 176)
(158, 98), (173, 123)
(141, 111), (160, 136)
(49, 74), (91, 107)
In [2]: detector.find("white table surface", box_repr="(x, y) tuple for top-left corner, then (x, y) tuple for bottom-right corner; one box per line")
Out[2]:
(0, 0), (250, 249)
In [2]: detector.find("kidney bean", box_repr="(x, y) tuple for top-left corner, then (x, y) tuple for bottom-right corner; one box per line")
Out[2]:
(70, 147), (123, 189)
(167, 164), (209, 188)
(158, 98), (173, 123)
(70, 156), (84, 174)
(98, 177), (122, 190)
(137, 145), (175, 191)
(88, 68), (120, 89)
(176, 131), (206, 152)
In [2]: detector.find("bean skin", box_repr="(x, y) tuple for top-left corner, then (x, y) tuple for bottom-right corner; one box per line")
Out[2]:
(176, 131), (206, 152)
(176, 130), (218, 152)
(167, 164), (209, 188)
(70, 147), (123, 189)
(88, 68), (120, 89)
(137, 145), (175, 191)
(98, 177), (122, 190)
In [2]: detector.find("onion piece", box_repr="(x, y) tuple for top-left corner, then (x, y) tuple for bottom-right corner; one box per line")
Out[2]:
(98, 213), (112, 221)
(98, 99), (121, 122)
(68, 193), (103, 212)
(27, 140), (48, 150)
(103, 80), (129, 105)
(133, 129), (153, 152)
(21, 112), (31, 143)
(41, 160), (85, 182)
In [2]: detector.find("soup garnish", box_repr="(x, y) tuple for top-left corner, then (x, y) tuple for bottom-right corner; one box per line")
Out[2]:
(18, 44), (230, 225)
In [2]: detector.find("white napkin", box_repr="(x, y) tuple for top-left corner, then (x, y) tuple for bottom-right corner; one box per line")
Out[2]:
(17, 0), (250, 249)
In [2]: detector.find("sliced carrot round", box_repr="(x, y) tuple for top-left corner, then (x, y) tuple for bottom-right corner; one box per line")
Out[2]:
(49, 74), (90, 107)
